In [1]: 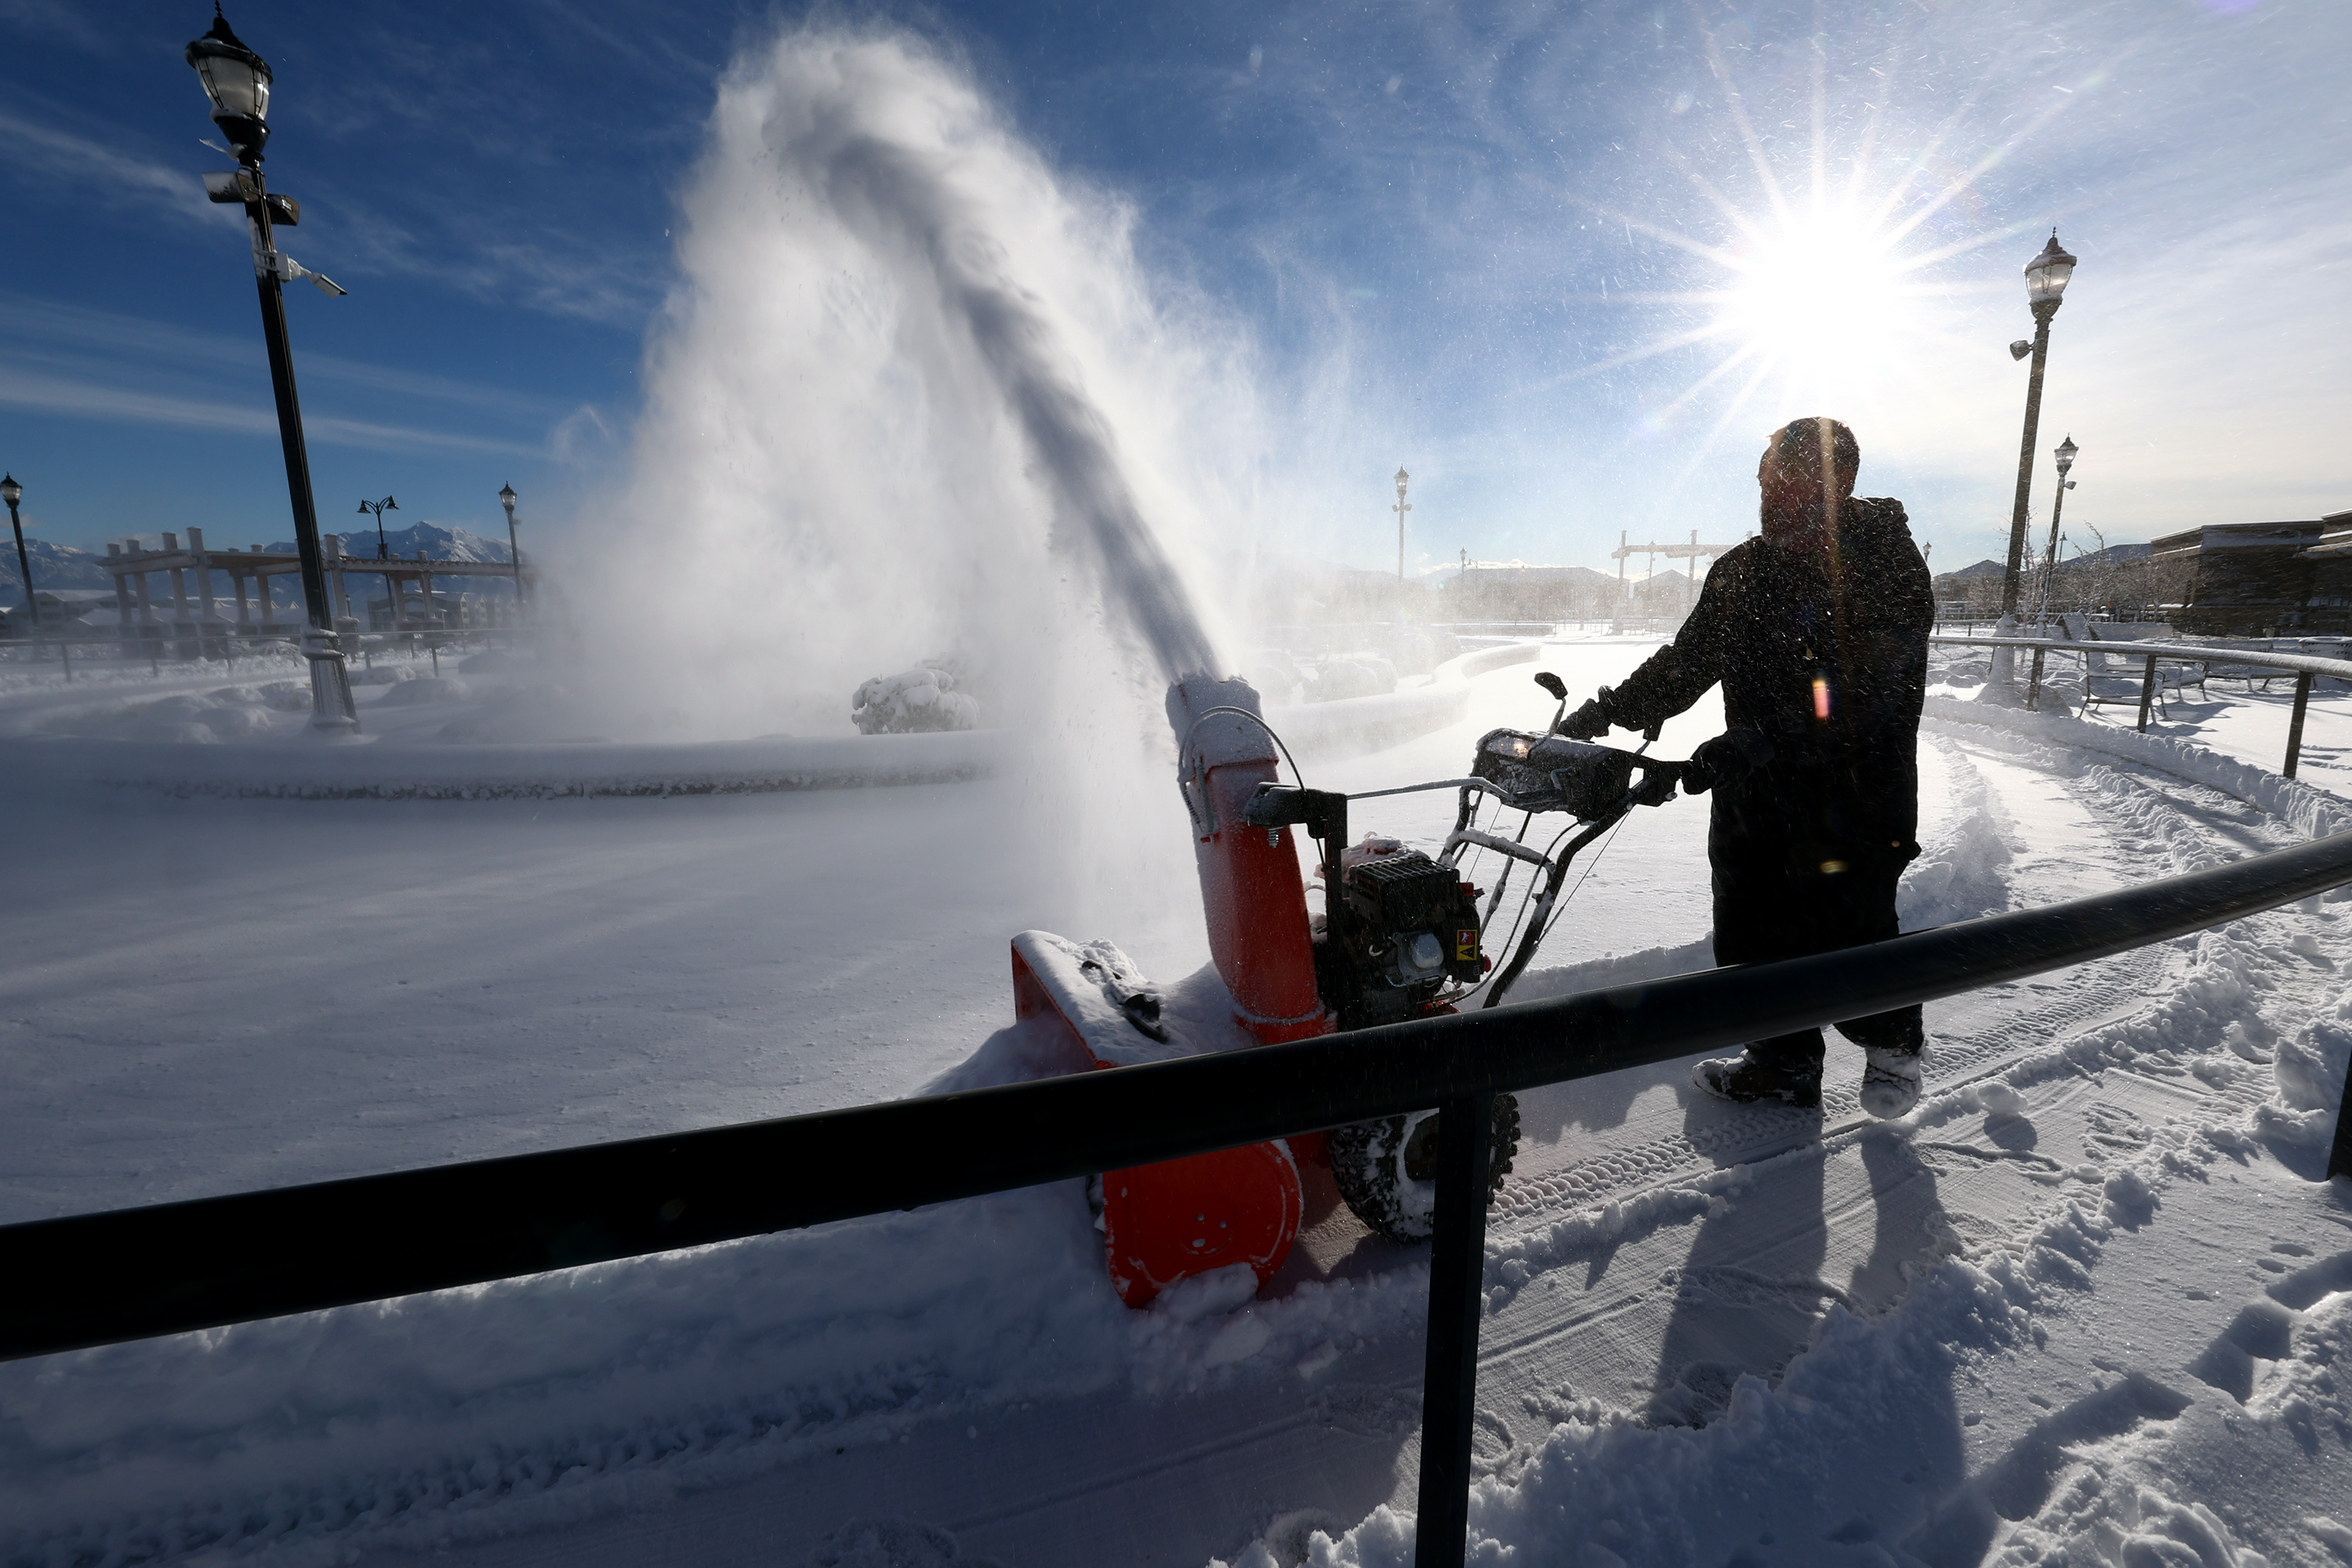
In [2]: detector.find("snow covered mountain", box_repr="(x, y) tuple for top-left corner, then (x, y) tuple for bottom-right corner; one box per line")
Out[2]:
(275, 521), (514, 564)
(0, 539), (119, 601)
(3, 521), (514, 604)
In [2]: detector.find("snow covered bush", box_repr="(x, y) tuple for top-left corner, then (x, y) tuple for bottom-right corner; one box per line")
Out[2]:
(851, 659), (980, 734)
(1308, 653), (1396, 702)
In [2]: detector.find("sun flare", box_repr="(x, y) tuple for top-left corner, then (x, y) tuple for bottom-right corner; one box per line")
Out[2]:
(1715, 207), (1912, 405)
(1559, 17), (2049, 479)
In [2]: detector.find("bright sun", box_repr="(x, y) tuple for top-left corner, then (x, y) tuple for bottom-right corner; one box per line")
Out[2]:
(1573, 184), (1987, 472)
(1715, 208), (1911, 404)
(1561, 27), (2046, 479)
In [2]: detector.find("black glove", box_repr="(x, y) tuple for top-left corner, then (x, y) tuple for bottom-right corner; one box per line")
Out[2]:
(1680, 727), (1773, 796)
(1553, 690), (1613, 740)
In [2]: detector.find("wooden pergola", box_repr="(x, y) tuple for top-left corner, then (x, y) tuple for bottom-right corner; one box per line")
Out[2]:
(101, 528), (536, 651)
(1611, 529), (1746, 611)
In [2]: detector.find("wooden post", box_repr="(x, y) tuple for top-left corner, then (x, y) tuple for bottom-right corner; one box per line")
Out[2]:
(188, 528), (220, 659)
(140, 563), (159, 675)
(322, 535), (353, 637)
(107, 545), (132, 655)
(2027, 646), (2045, 712)
(162, 532), (193, 661)
(2137, 654), (2158, 732)
(2285, 670), (2314, 779)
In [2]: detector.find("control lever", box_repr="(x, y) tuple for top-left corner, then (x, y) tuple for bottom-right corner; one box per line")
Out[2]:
(1532, 670), (1568, 735)
(1625, 759), (1681, 809)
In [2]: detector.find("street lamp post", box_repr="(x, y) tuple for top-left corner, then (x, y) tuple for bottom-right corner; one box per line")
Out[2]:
(2, 474), (34, 648)
(358, 495), (398, 643)
(185, 5), (358, 731)
(2034, 436), (2079, 623)
(499, 484), (524, 608)
(358, 495), (397, 559)
(1393, 467), (1411, 589)
(1998, 232), (2078, 626)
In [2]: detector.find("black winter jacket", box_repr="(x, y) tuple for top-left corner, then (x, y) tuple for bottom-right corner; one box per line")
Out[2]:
(1598, 497), (1934, 870)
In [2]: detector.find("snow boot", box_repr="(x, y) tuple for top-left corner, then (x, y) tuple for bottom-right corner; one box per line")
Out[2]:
(1858, 1046), (1924, 1120)
(1691, 1050), (1821, 1109)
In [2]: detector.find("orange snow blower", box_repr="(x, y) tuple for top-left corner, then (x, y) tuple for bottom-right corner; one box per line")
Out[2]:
(1012, 670), (1692, 1306)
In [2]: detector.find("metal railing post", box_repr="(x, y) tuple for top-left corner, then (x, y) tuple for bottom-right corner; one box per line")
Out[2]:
(1413, 1092), (1495, 1568)
(2137, 654), (2158, 732)
(2286, 671), (2314, 779)
(2332, 1065), (2352, 1181)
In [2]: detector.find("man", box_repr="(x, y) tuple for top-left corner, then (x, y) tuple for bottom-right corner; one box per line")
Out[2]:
(1559, 417), (1934, 1117)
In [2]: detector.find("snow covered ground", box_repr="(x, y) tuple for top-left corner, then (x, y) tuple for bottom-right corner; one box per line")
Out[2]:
(3, 640), (2350, 1567)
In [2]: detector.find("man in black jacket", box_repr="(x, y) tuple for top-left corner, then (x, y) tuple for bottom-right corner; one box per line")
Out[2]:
(1559, 417), (1934, 1116)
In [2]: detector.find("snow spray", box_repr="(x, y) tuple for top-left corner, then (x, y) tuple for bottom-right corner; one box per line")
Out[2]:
(569, 23), (1249, 741)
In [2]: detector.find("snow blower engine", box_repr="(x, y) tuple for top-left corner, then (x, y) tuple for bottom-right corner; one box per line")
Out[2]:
(1009, 668), (1691, 1305)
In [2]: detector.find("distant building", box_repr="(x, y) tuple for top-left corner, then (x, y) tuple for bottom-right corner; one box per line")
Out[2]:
(1438, 564), (1621, 625)
(2151, 510), (2352, 634)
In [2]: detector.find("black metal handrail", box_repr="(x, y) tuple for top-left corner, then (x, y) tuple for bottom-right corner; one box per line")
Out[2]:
(1933, 631), (2352, 681)
(10, 830), (2352, 1568)
(1933, 631), (2351, 769)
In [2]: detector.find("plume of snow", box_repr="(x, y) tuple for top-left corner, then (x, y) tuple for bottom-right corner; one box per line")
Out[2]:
(565, 22), (1253, 743)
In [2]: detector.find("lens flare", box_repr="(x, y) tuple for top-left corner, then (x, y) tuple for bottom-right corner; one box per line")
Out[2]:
(1719, 207), (1908, 405)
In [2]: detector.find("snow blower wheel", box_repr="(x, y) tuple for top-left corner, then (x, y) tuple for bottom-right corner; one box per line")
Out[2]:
(1329, 1093), (1519, 1243)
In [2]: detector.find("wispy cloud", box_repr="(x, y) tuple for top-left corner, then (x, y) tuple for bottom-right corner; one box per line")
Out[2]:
(0, 365), (543, 459)
(0, 292), (573, 420)
(0, 109), (240, 232)
(0, 0), (116, 55)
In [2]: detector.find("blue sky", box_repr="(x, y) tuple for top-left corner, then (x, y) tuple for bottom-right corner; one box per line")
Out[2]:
(0, 0), (2344, 576)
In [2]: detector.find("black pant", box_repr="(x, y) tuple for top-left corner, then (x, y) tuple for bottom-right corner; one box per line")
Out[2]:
(1709, 840), (1922, 1073)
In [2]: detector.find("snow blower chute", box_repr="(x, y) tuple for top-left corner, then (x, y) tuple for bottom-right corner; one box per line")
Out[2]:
(1012, 670), (1693, 1307)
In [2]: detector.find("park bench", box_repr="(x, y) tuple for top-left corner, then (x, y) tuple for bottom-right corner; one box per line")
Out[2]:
(2062, 618), (2206, 717)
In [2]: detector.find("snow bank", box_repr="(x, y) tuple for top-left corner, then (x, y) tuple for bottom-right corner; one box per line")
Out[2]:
(0, 730), (1009, 800)
(2256, 989), (2352, 1152)
(0, 644), (1535, 800)
(1923, 695), (2352, 842)
(1896, 735), (2018, 930)
(1269, 642), (1537, 764)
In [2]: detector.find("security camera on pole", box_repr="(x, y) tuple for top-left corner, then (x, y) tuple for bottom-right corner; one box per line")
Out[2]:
(1993, 231), (2078, 688)
(185, 5), (358, 732)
